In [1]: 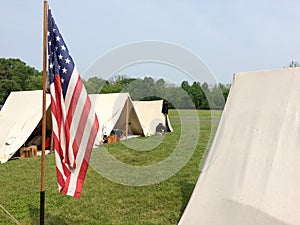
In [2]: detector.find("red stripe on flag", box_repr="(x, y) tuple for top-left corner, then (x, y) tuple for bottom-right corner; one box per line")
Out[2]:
(52, 75), (63, 131)
(53, 133), (71, 190)
(66, 76), (82, 127)
(74, 159), (88, 198)
(56, 167), (65, 189)
(60, 175), (72, 195)
(74, 115), (99, 198)
(84, 114), (99, 163)
(53, 75), (71, 166)
(72, 95), (91, 164)
(53, 133), (63, 160)
(53, 134), (70, 176)
(65, 77), (83, 168)
(53, 74), (65, 156)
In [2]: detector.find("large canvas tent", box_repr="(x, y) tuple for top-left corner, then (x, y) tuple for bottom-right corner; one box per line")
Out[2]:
(133, 100), (173, 136)
(0, 90), (51, 164)
(89, 93), (145, 145)
(179, 68), (300, 225)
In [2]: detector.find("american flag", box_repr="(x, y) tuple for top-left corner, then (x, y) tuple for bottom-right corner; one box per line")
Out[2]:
(47, 7), (99, 198)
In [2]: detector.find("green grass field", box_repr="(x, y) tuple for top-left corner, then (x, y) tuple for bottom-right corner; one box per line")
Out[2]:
(0, 110), (222, 225)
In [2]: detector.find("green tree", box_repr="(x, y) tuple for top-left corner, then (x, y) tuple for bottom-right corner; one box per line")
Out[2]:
(287, 61), (300, 68)
(27, 74), (43, 90)
(83, 76), (106, 94)
(200, 82), (210, 109)
(165, 86), (194, 109)
(189, 82), (203, 109)
(180, 81), (230, 109)
(219, 83), (230, 102)
(118, 77), (137, 86)
(154, 78), (166, 97)
(97, 75), (137, 94)
(0, 79), (21, 104)
(100, 81), (123, 93)
(123, 77), (157, 100)
(209, 85), (225, 109)
(0, 58), (42, 90)
(0, 58), (42, 104)
(181, 81), (190, 92)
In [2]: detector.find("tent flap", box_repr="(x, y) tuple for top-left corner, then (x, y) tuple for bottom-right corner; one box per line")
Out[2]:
(133, 100), (173, 136)
(0, 90), (51, 163)
(89, 93), (145, 145)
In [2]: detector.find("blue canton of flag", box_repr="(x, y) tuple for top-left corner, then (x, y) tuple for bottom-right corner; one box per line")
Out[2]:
(48, 12), (73, 98)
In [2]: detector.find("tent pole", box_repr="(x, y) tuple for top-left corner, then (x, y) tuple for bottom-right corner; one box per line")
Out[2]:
(50, 131), (54, 153)
(125, 97), (129, 139)
(40, 1), (48, 225)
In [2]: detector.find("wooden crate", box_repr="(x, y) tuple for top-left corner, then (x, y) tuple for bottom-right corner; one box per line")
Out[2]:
(20, 145), (38, 158)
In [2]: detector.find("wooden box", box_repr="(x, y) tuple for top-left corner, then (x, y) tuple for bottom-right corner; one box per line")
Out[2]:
(20, 145), (38, 158)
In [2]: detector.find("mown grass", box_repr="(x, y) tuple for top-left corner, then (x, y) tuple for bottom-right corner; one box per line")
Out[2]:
(0, 110), (221, 225)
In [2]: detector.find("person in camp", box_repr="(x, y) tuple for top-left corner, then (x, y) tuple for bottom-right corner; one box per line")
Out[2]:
(161, 100), (171, 132)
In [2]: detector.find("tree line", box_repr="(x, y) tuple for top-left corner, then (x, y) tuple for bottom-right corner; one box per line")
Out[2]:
(0, 58), (43, 105)
(0, 57), (228, 109)
(19, 57), (300, 110)
(83, 76), (230, 109)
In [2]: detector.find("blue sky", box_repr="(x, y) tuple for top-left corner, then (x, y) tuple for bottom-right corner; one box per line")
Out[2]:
(1, 0), (300, 84)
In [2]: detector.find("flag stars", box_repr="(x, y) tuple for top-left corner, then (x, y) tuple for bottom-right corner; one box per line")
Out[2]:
(58, 54), (63, 60)
(61, 45), (66, 51)
(49, 63), (54, 69)
(62, 68), (67, 74)
(48, 41), (51, 46)
(61, 78), (65, 83)
(53, 28), (56, 33)
(56, 36), (61, 42)
(65, 58), (71, 64)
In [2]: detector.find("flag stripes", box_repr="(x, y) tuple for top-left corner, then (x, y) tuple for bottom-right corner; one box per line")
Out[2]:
(47, 7), (99, 198)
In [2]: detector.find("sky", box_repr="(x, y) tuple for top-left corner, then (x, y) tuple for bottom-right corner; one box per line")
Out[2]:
(1, 0), (300, 85)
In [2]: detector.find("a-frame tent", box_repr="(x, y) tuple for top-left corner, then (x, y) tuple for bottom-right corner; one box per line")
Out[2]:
(0, 90), (52, 164)
(89, 93), (145, 145)
(179, 67), (300, 225)
(133, 100), (173, 136)
(0, 91), (153, 162)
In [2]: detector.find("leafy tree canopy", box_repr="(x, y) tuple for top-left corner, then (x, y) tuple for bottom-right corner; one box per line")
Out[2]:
(0, 58), (43, 104)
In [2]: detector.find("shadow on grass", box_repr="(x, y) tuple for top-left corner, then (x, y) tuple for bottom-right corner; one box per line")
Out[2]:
(28, 204), (67, 225)
(179, 182), (195, 219)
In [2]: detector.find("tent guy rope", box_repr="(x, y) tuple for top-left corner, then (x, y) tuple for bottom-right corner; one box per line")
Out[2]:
(0, 203), (20, 225)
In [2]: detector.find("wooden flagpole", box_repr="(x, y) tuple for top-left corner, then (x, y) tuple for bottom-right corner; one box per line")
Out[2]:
(40, 1), (48, 224)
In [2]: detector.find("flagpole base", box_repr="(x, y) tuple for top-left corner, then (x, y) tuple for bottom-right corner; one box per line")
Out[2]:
(40, 191), (45, 225)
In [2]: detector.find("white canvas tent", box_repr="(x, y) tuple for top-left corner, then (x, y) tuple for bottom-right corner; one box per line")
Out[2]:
(133, 100), (173, 136)
(89, 93), (145, 145)
(0, 90), (51, 164)
(179, 68), (300, 225)
(0, 91), (161, 162)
